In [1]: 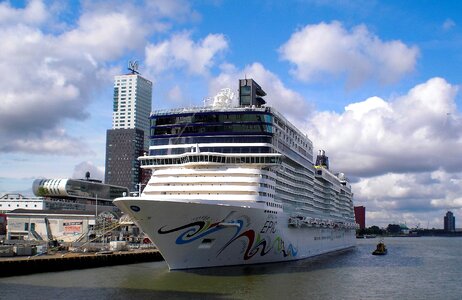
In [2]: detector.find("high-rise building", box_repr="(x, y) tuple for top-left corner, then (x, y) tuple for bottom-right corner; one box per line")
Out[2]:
(105, 62), (152, 191)
(354, 206), (366, 230)
(112, 71), (152, 149)
(105, 128), (145, 191)
(444, 211), (455, 232)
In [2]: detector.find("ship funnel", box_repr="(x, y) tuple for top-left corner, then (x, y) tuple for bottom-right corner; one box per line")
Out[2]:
(315, 150), (329, 169)
(238, 79), (266, 107)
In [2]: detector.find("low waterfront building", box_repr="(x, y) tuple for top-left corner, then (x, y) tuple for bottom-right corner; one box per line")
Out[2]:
(6, 209), (96, 242)
(1, 177), (128, 214)
(0, 194), (86, 213)
(32, 178), (128, 208)
(5, 209), (124, 243)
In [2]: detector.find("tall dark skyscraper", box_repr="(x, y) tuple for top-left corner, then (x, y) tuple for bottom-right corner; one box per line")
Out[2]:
(444, 211), (455, 232)
(105, 128), (145, 191)
(354, 206), (366, 230)
(105, 62), (152, 191)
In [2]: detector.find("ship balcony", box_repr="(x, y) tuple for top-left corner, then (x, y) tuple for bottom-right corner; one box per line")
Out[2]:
(139, 153), (282, 168)
(148, 175), (261, 185)
(143, 183), (261, 194)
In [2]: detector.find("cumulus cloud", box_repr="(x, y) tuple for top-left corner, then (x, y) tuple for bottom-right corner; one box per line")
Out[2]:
(303, 77), (462, 227)
(0, 1), (185, 155)
(306, 77), (461, 177)
(0, 129), (93, 156)
(279, 21), (419, 87)
(145, 31), (228, 75)
(208, 62), (313, 121)
(61, 11), (148, 61)
(0, 0), (48, 26)
(354, 170), (462, 228)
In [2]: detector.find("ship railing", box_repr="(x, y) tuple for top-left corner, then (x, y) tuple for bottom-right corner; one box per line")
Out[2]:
(139, 152), (282, 168)
(150, 105), (269, 117)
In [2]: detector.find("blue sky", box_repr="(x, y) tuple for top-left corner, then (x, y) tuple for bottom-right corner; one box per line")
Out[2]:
(1, 0), (461, 228)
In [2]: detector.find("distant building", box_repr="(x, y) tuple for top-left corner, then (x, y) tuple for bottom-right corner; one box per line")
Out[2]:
(444, 211), (455, 232)
(105, 64), (153, 191)
(111, 72), (152, 149)
(354, 206), (366, 230)
(6, 209), (97, 242)
(0, 213), (6, 236)
(1, 194), (82, 213)
(0, 178), (128, 214)
(105, 128), (145, 192)
(32, 178), (128, 205)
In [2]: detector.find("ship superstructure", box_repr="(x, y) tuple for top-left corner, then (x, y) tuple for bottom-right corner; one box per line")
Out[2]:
(114, 79), (356, 269)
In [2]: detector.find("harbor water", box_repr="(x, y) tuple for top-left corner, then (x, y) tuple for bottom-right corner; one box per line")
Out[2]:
(1, 237), (461, 299)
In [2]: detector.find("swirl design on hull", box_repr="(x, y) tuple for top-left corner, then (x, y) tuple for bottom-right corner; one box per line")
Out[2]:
(158, 220), (243, 245)
(158, 217), (297, 261)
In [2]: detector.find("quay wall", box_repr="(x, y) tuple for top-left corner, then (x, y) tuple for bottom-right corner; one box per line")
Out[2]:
(0, 250), (163, 277)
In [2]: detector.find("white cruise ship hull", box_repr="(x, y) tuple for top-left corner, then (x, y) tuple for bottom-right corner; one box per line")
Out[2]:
(114, 197), (356, 270)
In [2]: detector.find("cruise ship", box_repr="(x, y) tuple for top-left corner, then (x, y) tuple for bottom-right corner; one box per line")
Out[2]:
(114, 79), (356, 270)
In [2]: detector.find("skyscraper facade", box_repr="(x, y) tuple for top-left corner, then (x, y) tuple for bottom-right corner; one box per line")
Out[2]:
(444, 211), (456, 232)
(105, 128), (145, 191)
(112, 73), (152, 149)
(105, 65), (153, 192)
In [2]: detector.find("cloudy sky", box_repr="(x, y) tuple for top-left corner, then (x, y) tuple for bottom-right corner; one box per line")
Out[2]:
(1, 0), (461, 229)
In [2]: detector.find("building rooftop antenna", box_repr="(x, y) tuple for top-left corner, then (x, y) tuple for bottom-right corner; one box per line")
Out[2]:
(128, 60), (140, 75)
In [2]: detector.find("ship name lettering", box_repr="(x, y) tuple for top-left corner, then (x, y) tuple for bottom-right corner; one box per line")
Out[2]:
(260, 221), (277, 233)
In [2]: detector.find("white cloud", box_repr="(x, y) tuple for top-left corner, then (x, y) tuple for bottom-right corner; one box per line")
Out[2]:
(279, 21), (419, 87)
(0, 1), (183, 155)
(0, 0), (48, 26)
(0, 129), (92, 156)
(61, 11), (148, 61)
(306, 77), (461, 177)
(303, 77), (462, 227)
(443, 18), (456, 31)
(145, 31), (228, 75)
(209, 62), (313, 121)
(353, 170), (462, 228)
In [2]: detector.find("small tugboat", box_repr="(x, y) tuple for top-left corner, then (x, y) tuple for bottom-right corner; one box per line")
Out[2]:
(372, 241), (387, 255)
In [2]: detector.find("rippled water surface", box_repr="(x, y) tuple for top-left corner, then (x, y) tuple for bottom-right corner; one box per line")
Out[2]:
(1, 237), (461, 299)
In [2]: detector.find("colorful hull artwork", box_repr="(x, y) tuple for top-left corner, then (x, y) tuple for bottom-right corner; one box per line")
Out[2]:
(114, 198), (356, 270)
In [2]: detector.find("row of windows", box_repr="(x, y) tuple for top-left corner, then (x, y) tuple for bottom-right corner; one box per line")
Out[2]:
(266, 201), (283, 208)
(0, 203), (38, 208)
(151, 136), (272, 146)
(259, 192), (275, 198)
(151, 123), (273, 136)
(140, 155), (282, 166)
(259, 183), (275, 190)
(274, 117), (311, 148)
(149, 146), (273, 156)
(152, 112), (272, 126)
(157, 192), (256, 196)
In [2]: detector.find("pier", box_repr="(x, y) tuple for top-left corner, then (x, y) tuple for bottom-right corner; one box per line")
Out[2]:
(0, 250), (163, 277)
